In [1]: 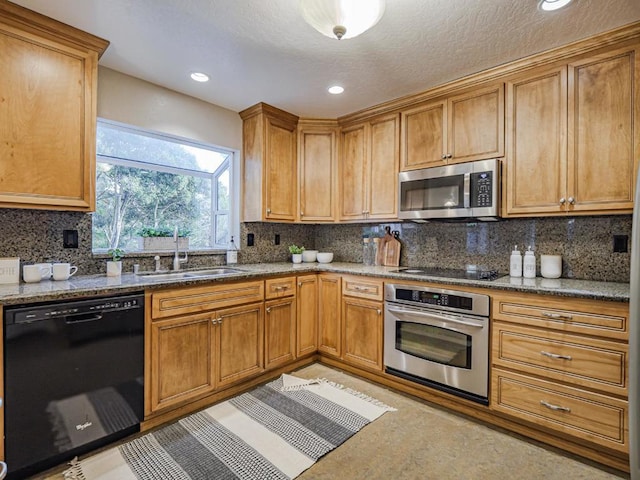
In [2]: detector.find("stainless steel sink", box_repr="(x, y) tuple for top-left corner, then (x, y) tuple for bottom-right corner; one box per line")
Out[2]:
(137, 267), (244, 281)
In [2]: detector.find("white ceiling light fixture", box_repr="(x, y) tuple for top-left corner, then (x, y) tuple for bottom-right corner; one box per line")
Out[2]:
(190, 72), (210, 82)
(538, 0), (573, 11)
(328, 85), (345, 94)
(300, 0), (386, 40)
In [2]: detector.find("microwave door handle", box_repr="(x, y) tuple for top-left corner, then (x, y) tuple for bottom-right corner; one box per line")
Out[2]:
(463, 173), (471, 209)
(386, 306), (484, 329)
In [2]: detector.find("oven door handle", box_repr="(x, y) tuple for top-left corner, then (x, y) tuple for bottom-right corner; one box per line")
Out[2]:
(386, 306), (485, 329)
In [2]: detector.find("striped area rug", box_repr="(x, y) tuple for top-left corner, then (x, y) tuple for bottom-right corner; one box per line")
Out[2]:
(63, 374), (395, 480)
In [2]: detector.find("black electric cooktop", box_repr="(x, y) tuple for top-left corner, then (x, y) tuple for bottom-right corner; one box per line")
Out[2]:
(391, 267), (500, 281)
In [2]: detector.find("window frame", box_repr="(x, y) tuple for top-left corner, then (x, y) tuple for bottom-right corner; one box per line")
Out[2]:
(93, 118), (240, 253)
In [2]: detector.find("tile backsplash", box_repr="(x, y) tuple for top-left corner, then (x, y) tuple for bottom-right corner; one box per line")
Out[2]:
(0, 209), (632, 283)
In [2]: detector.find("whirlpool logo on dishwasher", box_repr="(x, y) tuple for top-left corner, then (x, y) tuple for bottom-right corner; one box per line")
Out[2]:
(76, 421), (93, 431)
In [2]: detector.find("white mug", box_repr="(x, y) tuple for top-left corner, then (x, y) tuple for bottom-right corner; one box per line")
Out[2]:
(52, 263), (78, 281)
(34, 262), (53, 279)
(23, 264), (51, 283)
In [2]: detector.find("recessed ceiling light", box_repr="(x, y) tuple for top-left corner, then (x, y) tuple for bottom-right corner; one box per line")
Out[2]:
(190, 72), (210, 82)
(538, 0), (573, 11)
(328, 85), (344, 95)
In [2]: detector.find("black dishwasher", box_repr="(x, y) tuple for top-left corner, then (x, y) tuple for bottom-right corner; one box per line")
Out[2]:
(3, 292), (145, 479)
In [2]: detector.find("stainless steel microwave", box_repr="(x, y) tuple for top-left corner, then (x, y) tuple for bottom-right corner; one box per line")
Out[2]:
(398, 158), (501, 221)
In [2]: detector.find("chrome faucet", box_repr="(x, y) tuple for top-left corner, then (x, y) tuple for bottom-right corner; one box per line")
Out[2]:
(173, 226), (188, 270)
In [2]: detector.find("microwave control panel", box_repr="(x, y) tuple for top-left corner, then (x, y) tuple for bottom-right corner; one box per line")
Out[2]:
(470, 171), (493, 207)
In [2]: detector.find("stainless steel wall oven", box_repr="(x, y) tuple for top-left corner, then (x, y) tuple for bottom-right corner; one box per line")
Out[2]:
(384, 284), (490, 404)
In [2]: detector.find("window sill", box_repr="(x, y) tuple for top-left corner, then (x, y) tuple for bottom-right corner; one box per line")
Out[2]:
(93, 249), (228, 259)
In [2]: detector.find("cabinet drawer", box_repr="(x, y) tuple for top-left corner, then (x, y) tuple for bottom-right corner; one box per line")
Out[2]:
(493, 323), (627, 395)
(492, 369), (627, 453)
(492, 292), (628, 340)
(152, 281), (264, 319)
(342, 275), (383, 301)
(265, 277), (296, 299)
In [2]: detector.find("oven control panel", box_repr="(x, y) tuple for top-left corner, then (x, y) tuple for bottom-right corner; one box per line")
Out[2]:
(395, 288), (473, 310)
(385, 284), (490, 317)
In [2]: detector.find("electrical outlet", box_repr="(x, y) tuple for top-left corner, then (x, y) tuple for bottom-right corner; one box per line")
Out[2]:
(613, 235), (628, 253)
(247, 233), (254, 247)
(63, 229), (79, 248)
(275, 234), (280, 245)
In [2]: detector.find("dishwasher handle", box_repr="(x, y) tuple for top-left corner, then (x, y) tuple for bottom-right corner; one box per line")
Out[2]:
(64, 312), (104, 324)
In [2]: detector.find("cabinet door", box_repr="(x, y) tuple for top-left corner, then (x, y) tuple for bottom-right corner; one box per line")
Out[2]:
(505, 67), (568, 216)
(265, 297), (297, 369)
(447, 84), (504, 164)
(318, 274), (342, 357)
(0, 24), (100, 211)
(339, 123), (368, 220)
(297, 275), (318, 357)
(367, 114), (400, 219)
(299, 126), (337, 222)
(216, 302), (264, 388)
(149, 312), (215, 412)
(401, 100), (447, 171)
(342, 297), (383, 371)
(567, 46), (638, 213)
(265, 116), (297, 221)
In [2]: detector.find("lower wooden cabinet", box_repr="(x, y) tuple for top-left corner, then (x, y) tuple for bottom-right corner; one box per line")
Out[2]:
(490, 291), (629, 456)
(265, 296), (297, 370)
(342, 296), (383, 371)
(217, 302), (265, 388)
(149, 311), (216, 412)
(318, 274), (342, 357)
(297, 275), (318, 357)
(149, 301), (265, 413)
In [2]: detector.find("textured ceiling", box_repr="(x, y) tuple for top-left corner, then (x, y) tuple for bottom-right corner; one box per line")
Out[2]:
(11, 0), (640, 118)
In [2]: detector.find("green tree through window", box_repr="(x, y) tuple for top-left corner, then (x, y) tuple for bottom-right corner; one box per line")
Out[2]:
(93, 120), (235, 251)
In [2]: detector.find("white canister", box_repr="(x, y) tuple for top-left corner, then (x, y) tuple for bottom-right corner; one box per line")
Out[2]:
(509, 246), (522, 278)
(523, 246), (536, 279)
(541, 255), (562, 279)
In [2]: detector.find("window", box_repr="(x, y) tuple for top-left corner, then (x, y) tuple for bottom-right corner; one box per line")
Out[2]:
(93, 120), (238, 252)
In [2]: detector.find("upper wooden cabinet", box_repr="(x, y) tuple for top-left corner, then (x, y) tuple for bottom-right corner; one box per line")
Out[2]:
(297, 120), (338, 222)
(339, 113), (399, 221)
(401, 84), (504, 171)
(240, 103), (299, 222)
(505, 46), (639, 216)
(0, 2), (108, 211)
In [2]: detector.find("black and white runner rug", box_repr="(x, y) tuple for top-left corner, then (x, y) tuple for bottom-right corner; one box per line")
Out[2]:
(63, 374), (395, 479)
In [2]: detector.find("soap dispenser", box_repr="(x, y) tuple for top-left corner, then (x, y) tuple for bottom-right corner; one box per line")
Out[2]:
(226, 236), (238, 265)
(510, 245), (522, 278)
(523, 246), (536, 279)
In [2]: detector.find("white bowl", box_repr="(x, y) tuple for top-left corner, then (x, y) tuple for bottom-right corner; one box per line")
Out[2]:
(302, 250), (318, 262)
(317, 252), (333, 263)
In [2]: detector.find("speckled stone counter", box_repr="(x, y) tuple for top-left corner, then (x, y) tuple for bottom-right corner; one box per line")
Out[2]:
(0, 262), (630, 305)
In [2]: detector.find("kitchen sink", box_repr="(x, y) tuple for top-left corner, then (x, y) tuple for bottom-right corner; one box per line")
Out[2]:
(137, 267), (245, 281)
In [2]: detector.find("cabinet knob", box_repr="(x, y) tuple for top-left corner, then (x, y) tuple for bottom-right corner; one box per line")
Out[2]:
(568, 196), (575, 205)
(441, 154), (447, 160)
(298, 282), (302, 287)
(559, 197), (566, 205)
(300, 211), (304, 216)
(266, 307), (271, 313)
(447, 153), (453, 159)
(266, 208), (271, 214)
(377, 309), (382, 315)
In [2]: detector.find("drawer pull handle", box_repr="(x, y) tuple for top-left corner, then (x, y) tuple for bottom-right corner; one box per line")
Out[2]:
(541, 351), (572, 361)
(542, 312), (573, 320)
(540, 400), (571, 413)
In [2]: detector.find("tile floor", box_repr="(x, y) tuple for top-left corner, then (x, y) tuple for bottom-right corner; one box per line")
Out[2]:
(36, 363), (628, 480)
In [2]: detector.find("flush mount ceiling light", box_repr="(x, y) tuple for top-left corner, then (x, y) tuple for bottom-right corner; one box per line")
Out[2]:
(190, 72), (210, 82)
(538, 0), (573, 11)
(300, 0), (386, 40)
(328, 85), (344, 94)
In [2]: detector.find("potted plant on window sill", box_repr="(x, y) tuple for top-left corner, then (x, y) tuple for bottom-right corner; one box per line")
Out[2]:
(289, 245), (305, 264)
(138, 227), (190, 251)
(106, 248), (125, 277)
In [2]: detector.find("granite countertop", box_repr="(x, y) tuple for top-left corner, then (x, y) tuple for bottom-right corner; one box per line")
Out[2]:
(0, 262), (630, 305)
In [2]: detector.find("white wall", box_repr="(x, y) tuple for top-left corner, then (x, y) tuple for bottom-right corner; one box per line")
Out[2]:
(96, 66), (242, 151)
